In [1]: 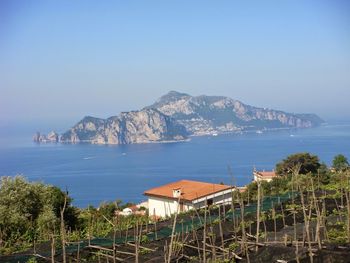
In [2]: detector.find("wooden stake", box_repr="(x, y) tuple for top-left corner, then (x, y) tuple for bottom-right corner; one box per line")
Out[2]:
(203, 198), (207, 263)
(256, 180), (261, 251)
(60, 194), (67, 263)
(167, 196), (181, 263)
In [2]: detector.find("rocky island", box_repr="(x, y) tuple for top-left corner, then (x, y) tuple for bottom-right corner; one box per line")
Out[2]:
(60, 108), (188, 144)
(34, 91), (324, 145)
(147, 91), (324, 135)
(33, 131), (59, 143)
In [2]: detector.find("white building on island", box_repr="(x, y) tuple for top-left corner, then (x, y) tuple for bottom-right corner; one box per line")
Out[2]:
(144, 180), (234, 218)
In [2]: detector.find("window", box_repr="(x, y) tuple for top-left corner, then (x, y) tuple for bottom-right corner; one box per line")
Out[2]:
(207, 198), (213, 207)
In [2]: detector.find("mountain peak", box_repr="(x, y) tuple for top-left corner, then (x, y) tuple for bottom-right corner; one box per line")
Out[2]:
(147, 91), (191, 109)
(159, 91), (190, 101)
(147, 91), (324, 135)
(166, 90), (190, 97)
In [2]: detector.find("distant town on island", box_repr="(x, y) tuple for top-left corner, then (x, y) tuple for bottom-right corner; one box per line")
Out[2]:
(34, 91), (324, 145)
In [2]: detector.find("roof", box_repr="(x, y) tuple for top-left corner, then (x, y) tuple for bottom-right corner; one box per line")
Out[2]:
(254, 170), (276, 178)
(144, 180), (232, 201)
(236, 186), (247, 193)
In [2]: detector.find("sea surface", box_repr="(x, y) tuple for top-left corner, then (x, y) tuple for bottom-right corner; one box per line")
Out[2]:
(0, 122), (349, 208)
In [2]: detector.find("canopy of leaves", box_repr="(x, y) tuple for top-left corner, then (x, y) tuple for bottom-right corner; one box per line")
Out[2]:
(0, 176), (78, 247)
(332, 154), (349, 171)
(276, 152), (321, 176)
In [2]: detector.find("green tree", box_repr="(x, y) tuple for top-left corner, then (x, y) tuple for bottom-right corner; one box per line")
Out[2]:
(0, 176), (45, 244)
(316, 162), (331, 184)
(98, 201), (117, 219)
(48, 186), (79, 229)
(332, 154), (349, 171)
(0, 176), (78, 248)
(265, 175), (290, 195)
(276, 152), (321, 176)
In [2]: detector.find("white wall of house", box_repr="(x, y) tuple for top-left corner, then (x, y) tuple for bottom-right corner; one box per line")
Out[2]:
(253, 172), (275, 182)
(254, 174), (273, 182)
(148, 196), (194, 217)
(192, 190), (232, 209)
(253, 174), (259, 182)
(148, 189), (232, 217)
(148, 196), (176, 218)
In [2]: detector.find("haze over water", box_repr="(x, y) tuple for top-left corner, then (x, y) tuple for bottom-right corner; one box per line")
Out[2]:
(1, 1), (350, 208)
(0, 122), (349, 208)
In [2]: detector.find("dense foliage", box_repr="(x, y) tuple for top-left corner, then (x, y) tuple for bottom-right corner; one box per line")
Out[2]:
(243, 153), (346, 203)
(275, 152), (321, 175)
(0, 176), (142, 255)
(0, 176), (79, 253)
(332, 154), (349, 171)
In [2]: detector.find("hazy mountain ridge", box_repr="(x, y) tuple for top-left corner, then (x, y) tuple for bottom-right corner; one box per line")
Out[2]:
(35, 91), (323, 144)
(146, 91), (324, 135)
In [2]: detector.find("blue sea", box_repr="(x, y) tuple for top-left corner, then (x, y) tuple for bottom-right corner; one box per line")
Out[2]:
(0, 122), (349, 208)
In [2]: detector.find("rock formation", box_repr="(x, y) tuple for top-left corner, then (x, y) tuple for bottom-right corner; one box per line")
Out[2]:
(34, 91), (324, 144)
(146, 91), (324, 135)
(60, 109), (188, 144)
(33, 131), (59, 143)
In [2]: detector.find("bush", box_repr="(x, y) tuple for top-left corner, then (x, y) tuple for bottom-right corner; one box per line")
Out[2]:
(276, 153), (320, 176)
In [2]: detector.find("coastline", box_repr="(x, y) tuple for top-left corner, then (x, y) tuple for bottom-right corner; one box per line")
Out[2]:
(34, 125), (325, 145)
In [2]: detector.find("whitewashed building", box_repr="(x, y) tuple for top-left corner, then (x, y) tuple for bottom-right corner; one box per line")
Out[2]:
(116, 205), (146, 216)
(253, 170), (277, 182)
(144, 180), (233, 218)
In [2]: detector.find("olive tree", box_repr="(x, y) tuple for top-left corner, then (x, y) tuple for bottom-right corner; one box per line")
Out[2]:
(0, 176), (78, 248)
(332, 154), (349, 172)
(276, 152), (321, 176)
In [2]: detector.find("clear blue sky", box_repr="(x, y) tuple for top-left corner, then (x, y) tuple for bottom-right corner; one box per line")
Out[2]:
(1, 0), (350, 128)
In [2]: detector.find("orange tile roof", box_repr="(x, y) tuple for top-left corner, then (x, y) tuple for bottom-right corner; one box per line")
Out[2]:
(144, 180), (232, 201)
(128, 205), (138, 212)
(236, 186), (247, 193)
(255, 171), (276, 178)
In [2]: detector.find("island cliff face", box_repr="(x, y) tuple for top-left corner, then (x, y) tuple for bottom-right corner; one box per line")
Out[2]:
(60, 109), (188, 144)
(147, 91), (324, 135)
(33, 131), (59, 143)
(35, 91), (324, 145)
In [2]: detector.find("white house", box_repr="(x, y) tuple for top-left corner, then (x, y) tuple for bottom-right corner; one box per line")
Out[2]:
(116, 205), (146, 216)
(253, 170), (277, 182)
(121, 207), (135, 216)
(144, 180), (233, 218)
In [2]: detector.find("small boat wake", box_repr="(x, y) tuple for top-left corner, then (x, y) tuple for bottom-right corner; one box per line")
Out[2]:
(83, 156), (95, 160)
